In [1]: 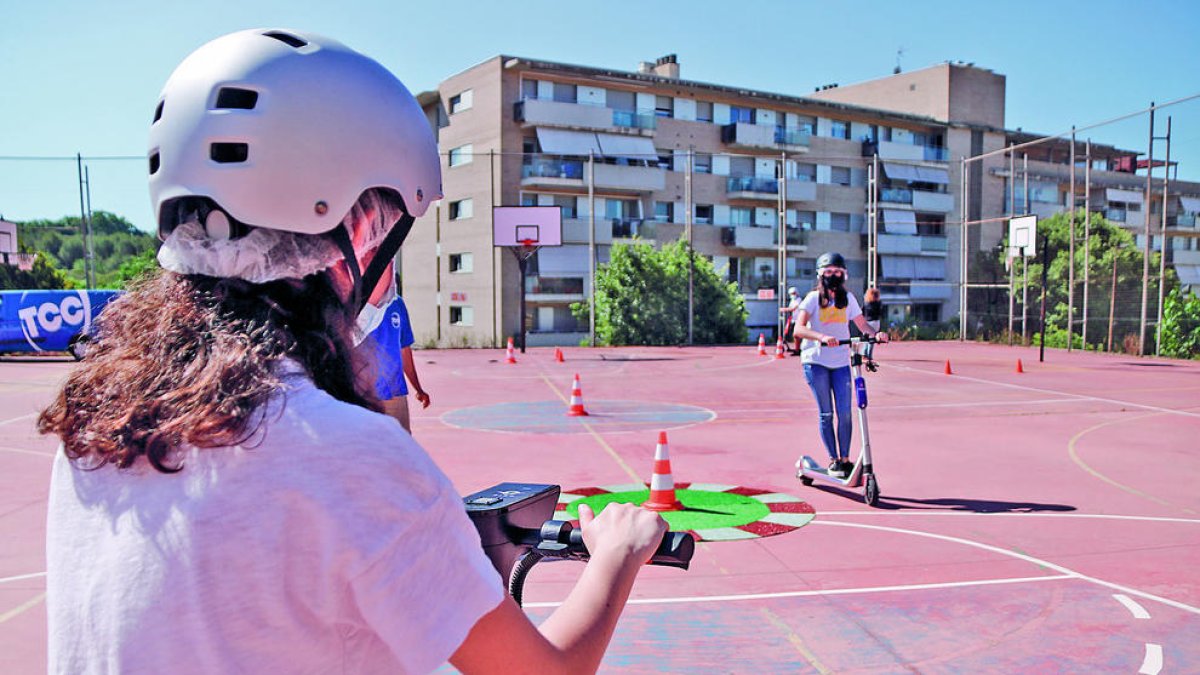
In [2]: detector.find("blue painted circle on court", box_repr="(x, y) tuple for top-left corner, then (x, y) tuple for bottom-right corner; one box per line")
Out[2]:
(441, 400), (715, 434)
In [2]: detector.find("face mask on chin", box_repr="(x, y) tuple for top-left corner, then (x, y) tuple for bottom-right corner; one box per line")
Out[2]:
(352, 272), (397, 346)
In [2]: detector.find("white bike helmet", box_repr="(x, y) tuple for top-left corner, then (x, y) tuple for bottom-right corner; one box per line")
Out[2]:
(149, 29), (439, 304)
(150, 28), (439, 236)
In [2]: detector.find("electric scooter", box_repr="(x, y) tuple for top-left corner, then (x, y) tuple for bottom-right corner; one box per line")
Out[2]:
(464, 483), (694, 606)
(796, 336), (883, 506)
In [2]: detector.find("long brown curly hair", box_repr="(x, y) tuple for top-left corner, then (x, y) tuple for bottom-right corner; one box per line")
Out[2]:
(37, 268), (379, 473)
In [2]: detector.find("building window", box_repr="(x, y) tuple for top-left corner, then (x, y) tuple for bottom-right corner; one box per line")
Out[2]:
(912, 303), (939, 323)
(830, 120), (850, 139)
(448, 144), (473, 167)
(553, 195), (577, 219)
(695, 204), (713, 224)
(656, 148), (674, 170)
(521, 79), (539, 100)
(654, 201), (674, 223)
(655, 95), (673, 118)
(449, 90), (473, 114)
(449, 198), (473, 220)
(449, 253), (473, 273)
(696, 101), (714, 123)
(730, 207), (752, 226)
(730, 106), (754, 124)
(449, 305), (474, 326)
(830, 166), (852, 186)
(694, 152), (712, 174)
(794, 163), (817, 182)
(796, 210), (816, 231)
(552, 82), (577, 103)
(829, 212), (851, 232)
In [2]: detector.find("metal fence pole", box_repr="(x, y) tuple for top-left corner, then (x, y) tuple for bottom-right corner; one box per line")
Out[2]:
(1067, 128), (1076, 351)
(1083, 140), (1092, 347)
(588, 151), (596, 347)
(1155, 116), (1172, 356)
(960, 158), (968, 340)
(1139, 104), (1155, 356)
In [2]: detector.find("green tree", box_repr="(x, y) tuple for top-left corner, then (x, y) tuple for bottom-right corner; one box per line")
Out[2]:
(115, 249), (160, 288)
(16, 212), (157, 288)
(572, 238), (747, 345)
(1159, 287), (1200, 359)
(990, 212), (1157, 351)
(0, 252), (75, 290)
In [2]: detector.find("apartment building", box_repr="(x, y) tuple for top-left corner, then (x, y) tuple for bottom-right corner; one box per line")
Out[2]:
(403, 57), (1198, 347)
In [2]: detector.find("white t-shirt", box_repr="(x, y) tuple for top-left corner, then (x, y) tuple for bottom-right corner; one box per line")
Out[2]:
(46, 369), (503, 675)
(798, 290), (862, 368)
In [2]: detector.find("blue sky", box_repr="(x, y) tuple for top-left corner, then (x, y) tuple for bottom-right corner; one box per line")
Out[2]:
(2, 0), (1198, 233)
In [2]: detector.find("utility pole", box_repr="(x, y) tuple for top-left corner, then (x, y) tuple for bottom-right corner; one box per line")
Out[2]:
(685, 148), (694, 345)
(1155, 117), (1172, 356)
(1008, 143), (1015, 345)
(777, 151), (787, 341)
(84, 165), (96, 289)
(1138, 104), (1155, 356)
(959, 158), (968, 340)
(1039, 232), (1049, 362)
(1067, 128), (1076, 351)
(75, 153), (93, 289)
(1082, 139), (1091, 347)
(1022, 154), (1029, 344)
(588, 151), (596, 347)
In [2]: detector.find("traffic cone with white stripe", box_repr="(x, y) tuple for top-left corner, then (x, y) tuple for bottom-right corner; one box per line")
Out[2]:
(644, 431), (683, 512)
(757, 333), (767, 356)
(774, 335), (786, 359)
(505, 337), (517, 364)
(566, 373), (589, 416)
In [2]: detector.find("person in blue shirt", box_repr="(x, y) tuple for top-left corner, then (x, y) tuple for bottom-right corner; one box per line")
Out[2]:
(357, 292), (430, 433)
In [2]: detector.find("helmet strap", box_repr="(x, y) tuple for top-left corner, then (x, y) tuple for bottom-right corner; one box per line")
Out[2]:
(331, 225), (363, 315)
(358, 210), (415, 313)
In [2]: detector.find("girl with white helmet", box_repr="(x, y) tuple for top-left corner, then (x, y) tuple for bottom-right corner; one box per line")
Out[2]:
(39, 29), (663, 674)
(792, 252), (888, 477)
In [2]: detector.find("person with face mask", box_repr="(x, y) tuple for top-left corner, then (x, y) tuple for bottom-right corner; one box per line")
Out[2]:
(355, 268), (429, 434)
(39, 29), (665, 675)
(791, 252), (888, 477)
(780, 286), (801, 354)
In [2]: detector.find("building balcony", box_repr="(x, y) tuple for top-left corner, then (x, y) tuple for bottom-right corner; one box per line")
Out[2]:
(525, 275), (585, 302)
(721, 225), (807, 250)
(1173, 249), (1200, 265)
(726, 176), (818, 202)
(1168, 213), (1197, 229)
(562, 218), (614, 245)
(913, 189), (955, 213)
(774, 127), (812, 148)
(514, 98), (614, 131)
(520, 157), (586, 189)
(611, 109), (657, 130)
(591, 162), (666, 192)
(862, 140), (950, 163)
(610, 218), (657, 239)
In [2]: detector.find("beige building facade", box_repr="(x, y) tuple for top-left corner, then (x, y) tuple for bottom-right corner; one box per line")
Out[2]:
(401, 58), (1200, 347)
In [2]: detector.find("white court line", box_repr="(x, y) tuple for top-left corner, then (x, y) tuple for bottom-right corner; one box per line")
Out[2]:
(1139, 643), (1163, 675)
(522, 573), (1073, 609)
(1114, 594), (1152, 619)
(819, 511), (1200, 525)
(0, 412), (38, 429)
(892, 363), (1200, 419)
(813, 520), (1200, 616)
(0, 571), (46, 585)
(711, 397), (1098, 415)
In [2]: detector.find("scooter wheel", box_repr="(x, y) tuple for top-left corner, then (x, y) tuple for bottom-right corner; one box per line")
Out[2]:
(864, 474), (880, 507)
(799, 475), (813, 487)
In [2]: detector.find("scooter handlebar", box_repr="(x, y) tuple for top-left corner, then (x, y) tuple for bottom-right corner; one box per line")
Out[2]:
(538, 520), (694, 570)
(836, 336), (884, 346)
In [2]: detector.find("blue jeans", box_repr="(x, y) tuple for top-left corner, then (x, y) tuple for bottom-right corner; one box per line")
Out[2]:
(803, 363), (853, 461)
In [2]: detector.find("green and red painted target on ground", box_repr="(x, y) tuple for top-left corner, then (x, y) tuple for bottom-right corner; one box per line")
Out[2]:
(554, 482), (815, 542)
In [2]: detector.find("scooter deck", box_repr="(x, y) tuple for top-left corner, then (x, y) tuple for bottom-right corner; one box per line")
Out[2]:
(798, 456), (864, 487)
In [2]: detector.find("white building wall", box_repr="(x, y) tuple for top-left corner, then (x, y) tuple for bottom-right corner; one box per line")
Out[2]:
(714, 204), (732, 226)
(850, 122), (872, 141)
(816, 165), (832, 184)
(713, 103), (731, 125)
(756, 109), (777, 126)
(816, 117), (832, 137)
(755, 207), (775, 225)
(577, 85), (606, 106)
(536, 80), (553, 100)
(892, 127), (913, 143)
(712, 154), (731, 176)
(674, 98), (697, 121)
(816, 212), (832, 230)
(635, 92), (656, 112)
(755, 158), (775, 178)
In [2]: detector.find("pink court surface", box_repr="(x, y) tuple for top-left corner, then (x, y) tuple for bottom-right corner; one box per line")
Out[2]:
(2, 341), (1199, 673)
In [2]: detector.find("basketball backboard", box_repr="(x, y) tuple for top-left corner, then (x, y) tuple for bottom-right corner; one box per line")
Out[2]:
(1008, 215), (1037, 259)
(493, 206), (563, 247)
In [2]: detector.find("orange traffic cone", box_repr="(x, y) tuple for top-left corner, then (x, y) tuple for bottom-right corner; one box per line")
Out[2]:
(643, 431), (683, 512)
(554, 347), (565, 363)
(775, 336), (786, 360)
(944, 359), (953, 375)
(757, 333), (767, 356)
(566, 373), (589, 417)
(1015, 358), (1024, 374)
(505, 337), (517, 364)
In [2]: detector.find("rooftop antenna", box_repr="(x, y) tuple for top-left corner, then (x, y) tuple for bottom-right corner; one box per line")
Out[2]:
(894, 47), (904, 74)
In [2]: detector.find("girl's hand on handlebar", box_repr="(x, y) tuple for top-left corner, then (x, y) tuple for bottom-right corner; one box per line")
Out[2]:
(875, 332), (889, 343)
(823, 334), (839, 347)
(577, 502), (667, 567)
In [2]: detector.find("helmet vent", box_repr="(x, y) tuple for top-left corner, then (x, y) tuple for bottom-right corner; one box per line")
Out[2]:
(210, 143), (249, 164)
(153, 101), (164, 123)
(149, 152), (161, 175)
(214, 88), (259, 110)
(263, 31), (308, 49)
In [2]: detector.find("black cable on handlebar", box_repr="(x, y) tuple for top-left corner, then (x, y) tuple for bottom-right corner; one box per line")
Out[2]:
(509, 550), (544, 607)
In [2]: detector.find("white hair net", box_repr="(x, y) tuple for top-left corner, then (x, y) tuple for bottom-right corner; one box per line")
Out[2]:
(157, 190), (406, 283)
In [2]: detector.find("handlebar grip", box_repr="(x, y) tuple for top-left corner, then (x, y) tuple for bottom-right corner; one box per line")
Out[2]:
(565, 528), (694, 569)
